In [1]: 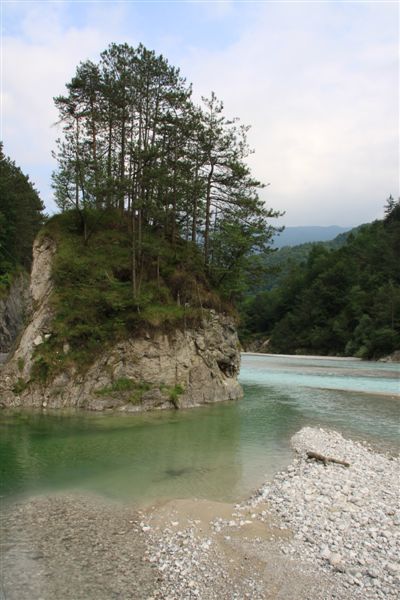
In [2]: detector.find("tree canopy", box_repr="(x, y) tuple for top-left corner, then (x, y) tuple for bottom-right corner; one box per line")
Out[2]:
(52, 43), (281, 299)
(0, 144), (45, 277)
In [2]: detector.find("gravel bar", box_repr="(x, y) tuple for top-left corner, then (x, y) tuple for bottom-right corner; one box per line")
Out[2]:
(251, 427), (400, 599)
(1, 427), (399, 599)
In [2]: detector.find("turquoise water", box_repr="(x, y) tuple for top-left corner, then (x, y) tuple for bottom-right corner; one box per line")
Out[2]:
(1, 354), (399, 505)
(240, 354), (400, 395)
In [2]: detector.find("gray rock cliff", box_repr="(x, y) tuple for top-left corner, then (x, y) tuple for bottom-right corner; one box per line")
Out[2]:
(0, 236), (242, 411)
(0, 272), (30, 355)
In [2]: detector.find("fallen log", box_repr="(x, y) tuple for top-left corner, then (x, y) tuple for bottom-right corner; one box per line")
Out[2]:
(306, 451), (350, 468)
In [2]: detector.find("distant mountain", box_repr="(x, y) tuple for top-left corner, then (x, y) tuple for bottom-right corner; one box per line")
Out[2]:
(272, 226), (352, 248)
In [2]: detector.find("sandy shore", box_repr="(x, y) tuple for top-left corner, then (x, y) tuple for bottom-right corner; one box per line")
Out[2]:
(1, 428), (399, 600)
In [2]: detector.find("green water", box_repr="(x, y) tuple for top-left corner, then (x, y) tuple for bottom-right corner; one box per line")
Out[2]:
(1, 355), (399, 505)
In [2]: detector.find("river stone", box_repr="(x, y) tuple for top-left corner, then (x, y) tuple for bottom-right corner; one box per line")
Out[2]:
(320, 545), (331, 560)
(368, 568), (380, 579)
(252, 427), (400, 599)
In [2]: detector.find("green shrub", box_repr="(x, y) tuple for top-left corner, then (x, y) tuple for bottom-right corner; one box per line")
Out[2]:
(31, 355), (52, 383)
(34, 213), (225, 374)
(95, 379), (152, 403)
(167, 384), (185, 408)
(129, 382), (153, 404)
(0, 272), (13, 298)
(12, 378), (28, 394)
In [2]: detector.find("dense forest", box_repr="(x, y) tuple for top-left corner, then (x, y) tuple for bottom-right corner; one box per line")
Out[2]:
(0, 144), (45, 286)
(241, 197), (400, 359)
(251, 228), (357, 292)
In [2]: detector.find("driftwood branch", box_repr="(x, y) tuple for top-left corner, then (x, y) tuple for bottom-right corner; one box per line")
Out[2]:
(306, 451), (350, 468)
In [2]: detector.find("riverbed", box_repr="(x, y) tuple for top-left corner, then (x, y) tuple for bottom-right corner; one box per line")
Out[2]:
(1, 354), (399, 504)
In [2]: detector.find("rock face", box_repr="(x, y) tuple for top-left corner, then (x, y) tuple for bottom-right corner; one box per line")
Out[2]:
(242, 337), (271, 353)
(379, 350), (400, 363)
(0, 272), (30, 354)
(0, 236), (242, 411)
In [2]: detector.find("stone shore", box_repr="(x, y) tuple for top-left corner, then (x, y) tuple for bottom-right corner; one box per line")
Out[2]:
(251, 427), (400, 599)
(1, 427), (399, 599)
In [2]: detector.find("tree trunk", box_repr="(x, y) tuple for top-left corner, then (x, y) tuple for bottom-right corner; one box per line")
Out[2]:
(89, 95), (101, 208)
(204, 163), (214, 265)
(191, 159), (199, 243)
(107, 107), (113, 208)
(131, 205), (137, 299)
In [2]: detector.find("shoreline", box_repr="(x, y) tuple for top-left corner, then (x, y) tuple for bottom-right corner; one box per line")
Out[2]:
(315, 385), (400, 399)
(2, 427), (399, 599)
(241, 352), (361, 360)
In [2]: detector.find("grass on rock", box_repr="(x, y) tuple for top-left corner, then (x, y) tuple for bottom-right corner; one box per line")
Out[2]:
(31, 210), (230, 382)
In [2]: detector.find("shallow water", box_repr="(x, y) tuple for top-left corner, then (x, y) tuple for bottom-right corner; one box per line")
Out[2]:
(1, 355), (399, 505)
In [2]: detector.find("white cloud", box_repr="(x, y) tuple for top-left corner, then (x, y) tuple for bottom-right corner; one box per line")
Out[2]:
(2, 1), (398, 224)
(2, 2), (138, 209)
(180, 2), (399, 225)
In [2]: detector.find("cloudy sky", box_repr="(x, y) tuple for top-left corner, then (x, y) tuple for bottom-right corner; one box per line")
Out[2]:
(2, 0), (399, 226)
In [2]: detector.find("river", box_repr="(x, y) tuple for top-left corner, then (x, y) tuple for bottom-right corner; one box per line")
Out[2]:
(1, 354), (399, 505)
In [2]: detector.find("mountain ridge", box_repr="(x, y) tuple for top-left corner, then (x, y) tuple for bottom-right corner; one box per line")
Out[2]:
(273, 225), (353, 248)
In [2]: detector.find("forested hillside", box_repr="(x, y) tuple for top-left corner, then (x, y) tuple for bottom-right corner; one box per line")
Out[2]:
(0, 145), (44, 275)
(241, 198), (400, 359)
(0, 145), (45, 287)
(255, 227), (358, 292)
(272, 225), (351, 248)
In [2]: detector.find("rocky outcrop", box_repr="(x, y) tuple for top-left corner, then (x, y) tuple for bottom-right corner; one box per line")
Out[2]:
(0, 272), (30, 354)
(0, 236), (242, 411)
(242, 337), (271, 353)
(379, 350), (400, 363)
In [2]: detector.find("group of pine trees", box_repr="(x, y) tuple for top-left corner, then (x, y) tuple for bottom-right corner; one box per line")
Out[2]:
(52, 43), (280, 298)
(2, 41), (397, 361)
(241, 198), (400, 359)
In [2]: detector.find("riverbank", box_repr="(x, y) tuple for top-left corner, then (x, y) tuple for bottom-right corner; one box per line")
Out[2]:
(252, 427), (400, 598)
(2, 427), (398, 599)
(242, 352), (361, 360)
(1, 494), (345, 600)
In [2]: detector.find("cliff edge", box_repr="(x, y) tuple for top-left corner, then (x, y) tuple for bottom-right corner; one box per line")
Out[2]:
(0, 235), (242, 411)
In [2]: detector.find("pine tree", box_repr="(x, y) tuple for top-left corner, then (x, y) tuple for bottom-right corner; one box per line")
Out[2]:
(0, 144), (45, 274)
(52, 43), (280, 300)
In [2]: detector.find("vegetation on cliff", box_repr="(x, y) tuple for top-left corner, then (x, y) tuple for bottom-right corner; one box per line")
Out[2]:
(33, 211), (231, 378)
(8, 42), (397, 366)
(241, 198), (400, 359)
(30, 42), (280, 380)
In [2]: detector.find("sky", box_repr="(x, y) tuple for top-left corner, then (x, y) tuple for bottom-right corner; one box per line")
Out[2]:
(1, 0), (399, 227)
